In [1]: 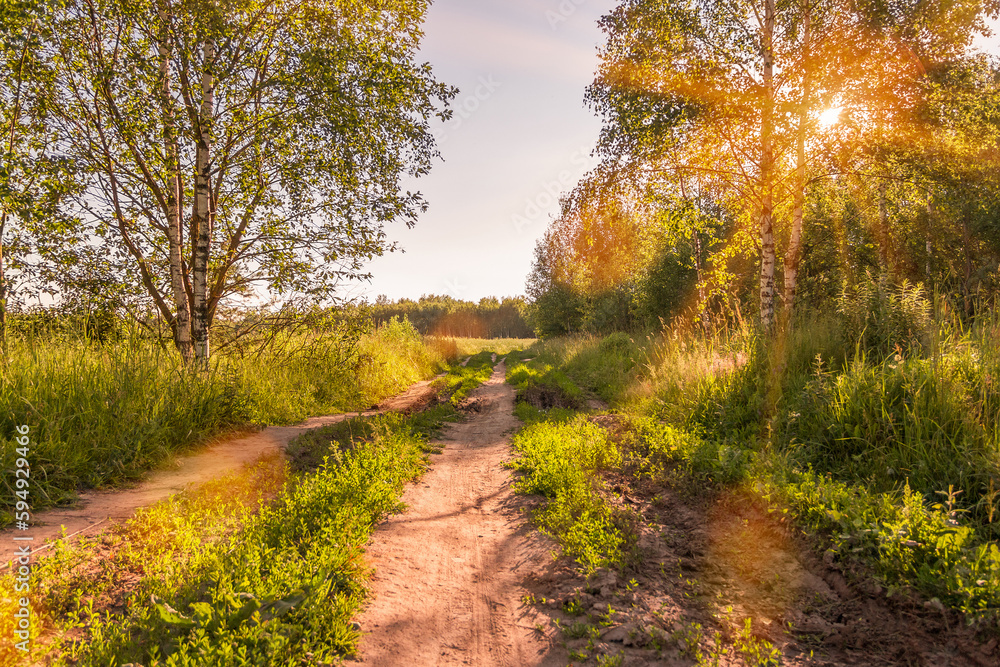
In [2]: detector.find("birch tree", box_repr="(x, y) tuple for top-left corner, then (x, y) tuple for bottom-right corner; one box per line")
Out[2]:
(50, 0), (453, 363)
(586, 0), (996, 333)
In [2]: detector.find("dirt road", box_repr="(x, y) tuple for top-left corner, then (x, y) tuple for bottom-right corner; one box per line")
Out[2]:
(350, 361), (566, 666)
(0, 376), (441, 566)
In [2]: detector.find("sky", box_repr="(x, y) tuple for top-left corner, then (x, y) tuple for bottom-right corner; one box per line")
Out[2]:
(356, 0), (617, 303)
(356, 2), (1000, 304)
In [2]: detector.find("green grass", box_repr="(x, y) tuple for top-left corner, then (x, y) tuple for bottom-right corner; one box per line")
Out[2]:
(511, 316), (1000, 625)
(0, 318), (453, 525)
(507, 415), (636, 574)
(0, 408), (448, 665)
(434, 350), (498, 405)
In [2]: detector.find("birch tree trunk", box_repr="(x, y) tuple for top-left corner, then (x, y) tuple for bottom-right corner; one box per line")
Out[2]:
(782, 0), (810, 325)
(925, 196), (934, 286)
(759, 0), (777, 334)
(157, 1), (193, 363)
(191, 35), (215, 366)
(878, 183), (890, 275)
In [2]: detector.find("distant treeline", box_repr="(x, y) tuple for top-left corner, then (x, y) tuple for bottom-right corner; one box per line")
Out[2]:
(362, 295), (533, 339)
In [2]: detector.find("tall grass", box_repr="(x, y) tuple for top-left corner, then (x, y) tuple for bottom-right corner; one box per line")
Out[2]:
(522, 294), (1000, 621)
(0, 317), (454, 524)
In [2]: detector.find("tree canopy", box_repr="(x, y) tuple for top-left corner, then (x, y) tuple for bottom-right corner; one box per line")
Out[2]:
(13, 0), (453, 361)
(527, 0), (1000, 336)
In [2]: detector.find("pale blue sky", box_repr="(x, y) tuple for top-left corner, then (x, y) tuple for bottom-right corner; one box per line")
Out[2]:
(358, 3), (1000, 303)
(358, 0), (616, 302)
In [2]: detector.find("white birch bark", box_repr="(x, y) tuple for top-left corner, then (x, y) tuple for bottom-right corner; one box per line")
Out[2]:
(191, 35), (215, 365)
(759, 0), (777, 334)
(157, 1), (193, 363)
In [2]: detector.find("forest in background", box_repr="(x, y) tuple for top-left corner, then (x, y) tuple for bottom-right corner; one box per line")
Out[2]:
(362, 294), (533, 339)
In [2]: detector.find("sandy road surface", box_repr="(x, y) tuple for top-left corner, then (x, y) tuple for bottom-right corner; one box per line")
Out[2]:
(351, 361), (565, 667)
(0, 376), (441, 566)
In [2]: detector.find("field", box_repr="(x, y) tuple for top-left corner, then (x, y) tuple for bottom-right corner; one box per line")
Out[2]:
(0, 321), (507, 526)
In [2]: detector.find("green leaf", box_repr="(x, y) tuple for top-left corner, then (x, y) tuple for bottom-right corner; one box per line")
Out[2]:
(152, 594), (196, 629)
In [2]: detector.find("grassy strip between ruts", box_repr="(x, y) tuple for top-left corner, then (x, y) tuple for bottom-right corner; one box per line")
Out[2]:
(0, 406), (457, 665)
(505, 357), (637, 575)
(433, 350), (499, 406)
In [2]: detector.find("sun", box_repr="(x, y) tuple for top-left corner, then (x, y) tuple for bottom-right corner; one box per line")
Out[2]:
(818, 106), (842, 129)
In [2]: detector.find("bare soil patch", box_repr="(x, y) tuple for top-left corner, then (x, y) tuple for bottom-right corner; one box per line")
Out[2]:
(521, 469), (1000, 666)
(349, 361), (567, 666)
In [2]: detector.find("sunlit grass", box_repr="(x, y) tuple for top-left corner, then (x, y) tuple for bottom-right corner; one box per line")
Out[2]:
(0, 407), (449, 665)
(0, 319), (456, 525)
(515, 309), (1000, 624)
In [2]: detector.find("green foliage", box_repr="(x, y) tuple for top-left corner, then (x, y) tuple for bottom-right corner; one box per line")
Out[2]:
(733, 618), (781, 667)
(10, 409), (442, 666)
(508, 416), (635, 573)
(523, 322), (1000, 622)
(626, 418), (748, 486)
(777, 347), (1000, 520)
(0, 318), (451, 524)
(506, 357), (586, 410)
(770, 472), (1000, 621)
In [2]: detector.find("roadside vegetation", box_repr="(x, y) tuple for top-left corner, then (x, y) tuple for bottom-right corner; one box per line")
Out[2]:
(0, 345), (504, 665)
(0, 317), (458, 526)
(510, 0), (1000, 661)
(506, 290), (1000, 663)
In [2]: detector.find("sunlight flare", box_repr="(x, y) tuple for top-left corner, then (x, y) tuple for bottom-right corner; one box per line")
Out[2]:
(818, 106), (842, 129)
